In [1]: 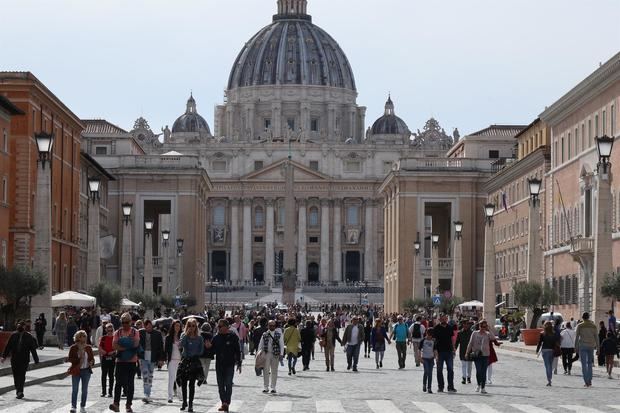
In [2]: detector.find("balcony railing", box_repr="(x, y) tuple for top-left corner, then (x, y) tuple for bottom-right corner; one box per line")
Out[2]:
(570, 237), (594, 254)
(421, 258), (453, 270)
(398, 158), (495, 172)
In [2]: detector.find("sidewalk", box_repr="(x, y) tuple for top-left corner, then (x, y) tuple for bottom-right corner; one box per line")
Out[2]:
(498, 340), (620, 368)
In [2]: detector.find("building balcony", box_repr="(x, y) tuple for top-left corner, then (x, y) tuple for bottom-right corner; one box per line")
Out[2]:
(570, 236), (594, 269)
(397, 158), (495, 172)
(422, 258), (453, 270)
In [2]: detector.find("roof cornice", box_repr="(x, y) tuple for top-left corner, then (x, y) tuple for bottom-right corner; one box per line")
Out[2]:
(483, 148), (550, 193)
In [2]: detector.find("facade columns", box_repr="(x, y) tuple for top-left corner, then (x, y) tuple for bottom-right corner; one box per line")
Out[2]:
(30, 162), (52, 321)
(86, 198), (101, 290)
(364, 199), (374, 281)
(265, 199), (275, 285)
(297, 199), (307, 282)
(230, 199), (240, 284)
(483, 217), (496, 323)
(143, 230), (154, 295)
(593, 169), (613, 323)
(242, 198), (252, 282)
(272, 102), (282, 138)
(327, 104), (336, 140)
(320, 199), (330, 283)
(332, 199), (342, 282)
(121, 213), (133, 292)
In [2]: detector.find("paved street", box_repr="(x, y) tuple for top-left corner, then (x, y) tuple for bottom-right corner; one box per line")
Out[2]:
(2, 345), (620, 413)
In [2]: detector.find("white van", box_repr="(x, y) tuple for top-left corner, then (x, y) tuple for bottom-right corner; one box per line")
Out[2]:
(537, 312), (564, 328)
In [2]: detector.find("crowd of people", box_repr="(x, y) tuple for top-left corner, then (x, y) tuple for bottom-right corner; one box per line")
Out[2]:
(1, 304), (619, 413)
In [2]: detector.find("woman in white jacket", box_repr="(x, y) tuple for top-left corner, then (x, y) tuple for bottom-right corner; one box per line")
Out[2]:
(560, 322), (576, 375)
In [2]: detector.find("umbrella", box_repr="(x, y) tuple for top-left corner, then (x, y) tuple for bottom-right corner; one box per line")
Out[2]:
(51, 291), (96, 308)
(457, 300), (484, 308)
(182, 315), (206, 323)
(120, 298), (140, 309)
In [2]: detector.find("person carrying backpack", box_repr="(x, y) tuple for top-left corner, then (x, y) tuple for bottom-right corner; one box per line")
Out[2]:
(409, 316), (426, 367)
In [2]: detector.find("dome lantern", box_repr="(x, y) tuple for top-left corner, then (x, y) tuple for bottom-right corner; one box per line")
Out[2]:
(384, 95), (395, 116)
(276, 0), (308, 19)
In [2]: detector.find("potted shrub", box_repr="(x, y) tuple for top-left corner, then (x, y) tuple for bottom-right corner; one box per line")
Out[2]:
(512, 281), (558, 345)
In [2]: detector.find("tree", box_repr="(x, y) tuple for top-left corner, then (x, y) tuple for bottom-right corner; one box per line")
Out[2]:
(89, 282), (122, 311)
(403, 297), (432, 314)
(513, 281), (558, 329)
(128, 290), (160, 311)
(602, 271), (620, 303)
(0, 266), (47, 330)
(438, 296), (464, 316)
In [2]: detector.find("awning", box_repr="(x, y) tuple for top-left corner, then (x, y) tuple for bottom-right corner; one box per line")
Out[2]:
(51, 291), (96, 307)
(120, 298), (140, 308)
(457, 300), (484, 308)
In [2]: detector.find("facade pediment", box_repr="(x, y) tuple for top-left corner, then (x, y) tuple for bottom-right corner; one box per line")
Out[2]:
(241, 159), (331, 182)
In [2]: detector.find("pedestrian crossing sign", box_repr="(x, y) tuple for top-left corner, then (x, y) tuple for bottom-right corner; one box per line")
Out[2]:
(432, 295), (441, 305)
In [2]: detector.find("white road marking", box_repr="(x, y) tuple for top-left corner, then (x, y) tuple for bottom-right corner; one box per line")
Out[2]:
(412, 401), (452, 412)
(560, 407), (606, 413)
(510, 404), (553, 413)
(264, 400), (293, 412)
(0, 401), (48, 413)
(608, 407), (620, 411)
(316, 399), (345, 413)
(366, 400), (403, 413)
(462, 403), (501, 413)
(50, 401), (96, 413)
(208, 401), (244, 412)
(152, 405), (186, 413)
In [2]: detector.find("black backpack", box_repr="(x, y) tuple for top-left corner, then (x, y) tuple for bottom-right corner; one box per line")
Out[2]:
(412, 323), (422, 339)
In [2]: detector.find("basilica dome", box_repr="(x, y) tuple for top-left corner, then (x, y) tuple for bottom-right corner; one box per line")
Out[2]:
(172, 94), (211, 135)
(227, 0), (356, 91)
(370, 96), (410, 135)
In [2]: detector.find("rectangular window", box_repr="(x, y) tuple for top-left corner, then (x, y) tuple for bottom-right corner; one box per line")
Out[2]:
(264, 118), (272, 131)
(575, 128), (579, 154)
(95, 146), (107, 155)
(278, 206), (285, 226)
(581, 124), (585, 149)
(310, 118), (319, 132)
(287, 118), (295, 130)
(347, 205), (359, 226)
(309, 236), (319, 244)
(212, 160), (227, 172)
(344, 160), (361, 173)
(213, 205), (225, 226)
(588, 119), (592, 147)
(567, 132), (571, 159)
(383, 161), (393, 174)
(254, 161), (264, 171)
(554, 141), (558, 166)
(309, 160), (319, 171)
(595, 114), (599, 136)
(488, 150), (499, 159)
(603, 110), (607, 135)
(1, 177), (6, 203)
(2, 129), (7, 152)
(561, 138), (565, 163)
(254, 236), (264, 243)
(612, 104), (616, 135)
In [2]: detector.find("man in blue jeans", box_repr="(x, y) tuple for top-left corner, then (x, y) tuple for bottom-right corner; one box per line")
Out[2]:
(342, 317), (364, 372)
(391, 316), (410, 369)
(575, 312), (599, 387)
(433, 314), (457, 393)
(207, 319), (242, 412)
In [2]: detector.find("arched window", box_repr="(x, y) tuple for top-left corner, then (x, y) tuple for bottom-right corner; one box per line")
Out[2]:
(255, 206), (264, 228)
(213, 205), (225, 226)
(308, 207), (319, 227)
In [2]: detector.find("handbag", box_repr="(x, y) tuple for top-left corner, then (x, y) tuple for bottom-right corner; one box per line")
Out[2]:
(553, 344), (562, 358)
(255, 350), (266, 369)
(469, 350), (482, 360)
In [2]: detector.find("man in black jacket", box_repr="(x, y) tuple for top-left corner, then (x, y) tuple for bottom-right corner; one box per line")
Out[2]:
(300, 320), (316, 370)
(207, 319), (242, 413)
(434, 314), (457, 393)
(1, 320), (40, 399)
(138, 320), (165, 403)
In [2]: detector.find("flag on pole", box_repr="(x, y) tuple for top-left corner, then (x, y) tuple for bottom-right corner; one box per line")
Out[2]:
(501, 189), (509, 212)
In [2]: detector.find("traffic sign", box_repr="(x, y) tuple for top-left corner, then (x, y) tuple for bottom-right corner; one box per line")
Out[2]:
(432, 295), (441, 305)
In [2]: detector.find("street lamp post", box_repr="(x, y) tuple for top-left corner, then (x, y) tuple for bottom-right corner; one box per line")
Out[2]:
(85, 176), (102, 290)
(413, 234), (421, 299)
(176, 238), (184, 298)
(453, 221), (463, 298)
(592, 135), (615, 323)
(161, 229), (170, 296)
(526, 178), (542, 284)
(431, 233), (440, 295)
(143, 220), (154, 296)
(120, 203), (133, 292)
(483, 203), (497, 323)
(31, 131), (55, 322)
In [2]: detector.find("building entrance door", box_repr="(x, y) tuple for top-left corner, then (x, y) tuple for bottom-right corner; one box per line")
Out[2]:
(308, 262), (319, 283)
(253, 262), (264, 283)
(345, 251), (361, 282)
(212, 251), (227, 282)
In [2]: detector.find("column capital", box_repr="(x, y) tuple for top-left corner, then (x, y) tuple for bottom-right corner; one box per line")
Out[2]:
(242, 197), (253, 206)
(297, 198), (307, 207)
(332, 198), (343, 207)
(265, 198), (275, 207)
(320, 198), (331, 207)
(230, 198), (241, 206)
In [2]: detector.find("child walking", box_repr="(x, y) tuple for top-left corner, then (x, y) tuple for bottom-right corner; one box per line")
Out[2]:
(419, 328), (438, 394)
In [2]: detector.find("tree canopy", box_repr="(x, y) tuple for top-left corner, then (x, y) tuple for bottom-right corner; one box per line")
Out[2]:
(513, 281), (558, 329)
(0, 266), (47, 329)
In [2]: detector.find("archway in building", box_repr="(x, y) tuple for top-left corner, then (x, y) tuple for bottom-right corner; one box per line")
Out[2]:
(212, 251), (227, 282)
(253, 262), (264, 283)
(345, 251), (361, 282)
(308, 262), (319, 283)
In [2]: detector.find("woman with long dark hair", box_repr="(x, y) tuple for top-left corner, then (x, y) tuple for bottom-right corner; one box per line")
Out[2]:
(536, 321), (560, 386)
(466, 320), (495, 394)
(164, 320), (182, 404)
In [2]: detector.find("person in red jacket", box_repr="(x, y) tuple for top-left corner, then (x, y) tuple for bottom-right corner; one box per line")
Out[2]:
(98, 323), (116, 397)
(67, 330), (95, 413)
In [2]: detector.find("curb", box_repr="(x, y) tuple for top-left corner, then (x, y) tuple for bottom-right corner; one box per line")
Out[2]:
(0, 361), (101, 396)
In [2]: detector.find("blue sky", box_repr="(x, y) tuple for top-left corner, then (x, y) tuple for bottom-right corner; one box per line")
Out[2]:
(1, 0), (618, 135)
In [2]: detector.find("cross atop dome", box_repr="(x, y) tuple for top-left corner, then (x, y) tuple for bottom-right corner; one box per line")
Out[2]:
(275, 0), (310, 21)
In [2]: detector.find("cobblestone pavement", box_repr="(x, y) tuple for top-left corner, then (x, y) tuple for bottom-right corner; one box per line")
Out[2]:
(2, 344), (620, 413)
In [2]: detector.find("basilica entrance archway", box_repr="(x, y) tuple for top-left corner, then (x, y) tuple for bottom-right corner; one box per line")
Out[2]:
(253, 262), (264, 283)
(212, 251), (227, 282)
(308, 262), (319, 283)
(345, 251), (361, 282)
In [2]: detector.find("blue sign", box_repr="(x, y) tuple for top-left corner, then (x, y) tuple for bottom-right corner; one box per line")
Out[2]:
(432, 295), (442, 306)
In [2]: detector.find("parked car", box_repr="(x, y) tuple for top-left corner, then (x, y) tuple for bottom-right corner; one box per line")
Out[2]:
(537, 312), (564, 328)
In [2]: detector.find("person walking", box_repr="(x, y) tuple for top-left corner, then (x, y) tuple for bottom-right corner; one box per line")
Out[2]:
(109, 312), (140, 413)
(601, 331), (619, 379)
(342, 316), (364, 372)
(420, 328), (438, 393)
(536, 321), (560, 387)
(34, 313), (47, 350)
(409, 316), (426, 367)
(434, 314), (457, 393)
(465, 319), (494, 394)
(98, 323), (116, 398)
(598, 321), (608, 367)
(206, 319), (242, 412)
(67, 317), (78, 347)
(300, 320), (316, 371)
(363, 320), (372, 358)
(138, 320), (165, 404)
(283, 318), (301, 375)
(55, 312), (68, 350)
(575, 312), (599, 387)
(0, 320), (39, 399)
(178, 318), (205, 412)
(258, 319), (284, 393)
(164, 320), (182, 403)
(609, 311), (617, 337)
(370, 319), (391, 369)
(454, 320), (473, 384)
(560, 321), (576, 375)
(320, 319), (342, 372)
(67, 330), (95, 413)
(390, 315), (409, 369)
(199, 323), (215, 384)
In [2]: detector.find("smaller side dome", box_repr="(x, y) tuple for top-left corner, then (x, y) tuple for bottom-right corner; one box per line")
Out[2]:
(370, 95), (409, 135)
(172, 94), (211, 135)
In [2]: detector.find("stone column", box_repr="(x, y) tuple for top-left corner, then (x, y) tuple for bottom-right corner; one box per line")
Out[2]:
(143, 231), (154, 295)
(86, 198), (101, 290)
(327, 104), (336, 140)
(265, 199), (275, 285)
(320, 199), (330, 283)
(30, 162), (52, 322)
(452, 234), (463, 298)
(161, 241), (169, 296)
(593, 168), (613, 324)
(272, 102), (282, 139)
(242, 198), (252, 283)
(482, 218), (496, 323)
(413, 249), (424, 299)
(297, 199), (307, 282)
(431, 241), (439, 295)
(230, 199), (240, 284)
(177, 249), (183, 295)
(364, 199), (374, 281)
(121, 215), (133, 292)
(332, 199), (342, 282)
(526, 200), (542, 284)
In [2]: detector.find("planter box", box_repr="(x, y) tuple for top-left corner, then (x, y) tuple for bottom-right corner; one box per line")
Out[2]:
(522, 328), (542, 346)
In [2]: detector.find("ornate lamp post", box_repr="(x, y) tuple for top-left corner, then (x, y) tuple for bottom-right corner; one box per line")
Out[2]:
(431, 233), (440, 295)
(483, 203), (497, 323)
(413, 236), (421, 298)
(453, 221), (463, 298)
(120, 203), (133, 291)
(592, 135), (615, 323)
(143, 220), (154, 295)
(86, 176), (102, 289)
(31, 132), (55, 321)
(161, 229), (170, 296)
(176, 238), (184, 296)
(526, 178), (542, 284)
